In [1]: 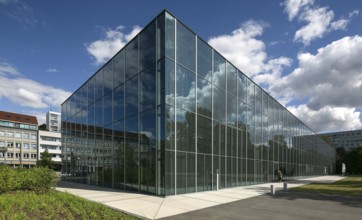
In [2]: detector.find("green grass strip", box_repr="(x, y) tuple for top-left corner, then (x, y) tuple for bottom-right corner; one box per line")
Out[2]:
(292, 176), (362, 197)
(0, 190), (138, 220)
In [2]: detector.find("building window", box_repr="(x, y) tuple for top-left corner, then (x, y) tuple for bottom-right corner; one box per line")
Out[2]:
(15, 153), (20, 158)
(15, 143), (21, 148)
(15, 132), (21, 138)
(31, 144), (36, 150)
(7, 142), (13, 147)
(23, 143), (29, 149)
(23, 133), (29, 139)
(7, 132), (14, 138)
(0, 141), (4, 147)
(23, 153), (29, 158)
(30, 134), (37, 140)
(0, 152), (3, 158)
(0, 130), (4, 137)
(7, 153), (13, 158)
(31, 154), (37, 159)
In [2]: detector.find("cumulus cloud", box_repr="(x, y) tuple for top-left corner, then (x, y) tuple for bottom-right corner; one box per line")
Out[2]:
(208, 20), (291, 80)
(86, 25), (141, 65)
(268, 35), (362, 132)
(288, 105), (362, 133)
(282, 0), (314, 21)
(0, 62), (71, 109)
(282, 0), (358, 45)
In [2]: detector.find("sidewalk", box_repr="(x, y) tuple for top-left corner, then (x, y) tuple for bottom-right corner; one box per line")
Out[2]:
(56, 176), (343, 219)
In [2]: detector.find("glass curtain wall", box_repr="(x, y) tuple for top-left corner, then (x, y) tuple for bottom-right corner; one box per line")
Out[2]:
(61, 10), (335, 196)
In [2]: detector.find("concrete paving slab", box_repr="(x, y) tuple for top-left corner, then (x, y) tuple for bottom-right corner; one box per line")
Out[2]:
(56, 175), (345, 219)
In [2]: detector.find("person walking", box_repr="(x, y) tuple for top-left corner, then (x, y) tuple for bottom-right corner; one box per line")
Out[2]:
(277, 169), (283, 182)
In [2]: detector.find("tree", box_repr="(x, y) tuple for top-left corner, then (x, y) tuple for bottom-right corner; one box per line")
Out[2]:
(344, 146), (362, 175)
(335, 147), (347, 174)
(37, 149), (54, 169)
(38, 123), (47, 131)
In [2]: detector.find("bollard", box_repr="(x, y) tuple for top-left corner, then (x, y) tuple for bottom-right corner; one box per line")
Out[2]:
(283, 182), (288, 191)
(270, 185), (275, 195)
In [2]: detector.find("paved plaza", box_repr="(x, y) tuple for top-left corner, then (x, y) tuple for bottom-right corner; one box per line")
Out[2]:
(56, 176), (350, 219)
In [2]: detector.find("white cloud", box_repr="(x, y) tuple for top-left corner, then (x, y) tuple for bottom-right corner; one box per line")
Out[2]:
(294, 7), (335, 45)
(0, 62), (71, 109)
(281, 0), (314, 21)
(47, 68), (57, 73)
(269, 35), (362, 132)
(86, 25), (141, 65)
(0, 62), (20, 76)
(282, 1), (358, 45)
(288, 105), (362, 133)
(208, 20), (292, 80)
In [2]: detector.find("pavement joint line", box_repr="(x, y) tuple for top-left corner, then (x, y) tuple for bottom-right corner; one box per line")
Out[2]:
(153, 196), (166, 219)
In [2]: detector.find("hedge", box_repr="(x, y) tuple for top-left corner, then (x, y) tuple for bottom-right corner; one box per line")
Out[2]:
(0, 166), (58, 193)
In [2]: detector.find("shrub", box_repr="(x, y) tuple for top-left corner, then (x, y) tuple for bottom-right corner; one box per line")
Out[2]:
(0, 166), (58, 193)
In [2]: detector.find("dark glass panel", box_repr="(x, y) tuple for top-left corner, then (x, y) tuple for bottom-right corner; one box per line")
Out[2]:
(125, 115), (139, 191)
(113, 50), (125, 88)
(140, 109), (156, 194)
(125, 39), (138, 80)
(175, 64), (196, 112)
(165, 150), (175, 195)
(114, 120), (125, 189)
(140, 65), (156, 112)
(197, 38), (212, 81)
(197, 78), (212, 118)
(87, 103), (95, 134)
(213, 51), (226, 90)
(88, 76), (95, 105)
(113, 85), (124, 122)
(80, 85), (87, 110)
(176, 151), (186, 194)
(125, 75), (138, 118)
(176, 108), (195, 152)
(103, 61), (113, 95)
(176, 21), (195, 71)
(139, 21), (156, 72)
(95, 70), (103, 100)
(226, 126), (237, 157)
(186, 152), (196, 193)
(197, 115), (212, 154)
(94, 98), (102, 127)
(103, 92), (112, 126)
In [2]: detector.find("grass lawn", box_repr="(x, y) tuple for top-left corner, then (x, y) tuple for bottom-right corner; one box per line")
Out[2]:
(0, 190), (138, 220)
(292, 176), (362, 197)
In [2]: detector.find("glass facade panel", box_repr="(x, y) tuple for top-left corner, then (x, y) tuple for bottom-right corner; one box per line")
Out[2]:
(62, 11), (335, 196)
(113, 51), (125, 88)
(197, 38), (212, 81)
(176, 21), (195, 71)
(175, 65), (196, 112)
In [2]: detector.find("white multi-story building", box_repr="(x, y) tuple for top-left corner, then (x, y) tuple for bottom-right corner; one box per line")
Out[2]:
(38, 130), (62, 170)
(46, 111), (61, 132)
(0, 111), (38, 168)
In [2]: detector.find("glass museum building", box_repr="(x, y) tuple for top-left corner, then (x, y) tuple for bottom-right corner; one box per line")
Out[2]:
(61, 10), (335, 196)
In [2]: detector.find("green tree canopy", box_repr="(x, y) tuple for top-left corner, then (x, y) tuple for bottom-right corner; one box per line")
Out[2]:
(345, 147), (362, 175)
(37, 149), (54, 169)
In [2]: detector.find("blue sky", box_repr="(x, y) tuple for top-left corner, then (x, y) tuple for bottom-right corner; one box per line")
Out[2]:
(0, 0), (361, 133)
